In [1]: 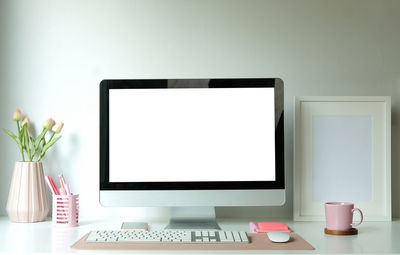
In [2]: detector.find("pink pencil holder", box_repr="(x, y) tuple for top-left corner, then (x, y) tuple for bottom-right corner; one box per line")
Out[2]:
(52, 194), (79, 227)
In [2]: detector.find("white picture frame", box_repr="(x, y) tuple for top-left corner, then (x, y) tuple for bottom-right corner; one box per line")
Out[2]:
(294, 96), (391, 221)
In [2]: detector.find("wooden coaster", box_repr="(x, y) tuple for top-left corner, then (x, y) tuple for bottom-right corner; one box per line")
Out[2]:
(324, 228), (358, 235)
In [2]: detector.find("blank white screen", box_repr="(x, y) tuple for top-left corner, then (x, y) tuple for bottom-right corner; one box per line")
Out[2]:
(109, 88), (276, 182)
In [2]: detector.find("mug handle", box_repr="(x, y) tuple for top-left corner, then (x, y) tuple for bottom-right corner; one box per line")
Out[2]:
(351, 208), (363, 227)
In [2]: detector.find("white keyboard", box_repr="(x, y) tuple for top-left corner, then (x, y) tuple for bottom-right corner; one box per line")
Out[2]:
(86, 230), (250, 243)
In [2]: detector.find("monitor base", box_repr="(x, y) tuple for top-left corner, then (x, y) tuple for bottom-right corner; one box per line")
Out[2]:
(165, 207), (221, 230)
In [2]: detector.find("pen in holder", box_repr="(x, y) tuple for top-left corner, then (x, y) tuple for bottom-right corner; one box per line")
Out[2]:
(52, 194), (79, 227)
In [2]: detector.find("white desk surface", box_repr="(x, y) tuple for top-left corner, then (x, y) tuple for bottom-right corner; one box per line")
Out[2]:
(0, 217), (399, 254)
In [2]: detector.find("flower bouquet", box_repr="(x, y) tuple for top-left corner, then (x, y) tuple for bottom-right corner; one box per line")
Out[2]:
(3, 109), (63, 161)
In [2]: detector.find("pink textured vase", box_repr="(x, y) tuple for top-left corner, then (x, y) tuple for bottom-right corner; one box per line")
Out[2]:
(6, 162), (49, 222)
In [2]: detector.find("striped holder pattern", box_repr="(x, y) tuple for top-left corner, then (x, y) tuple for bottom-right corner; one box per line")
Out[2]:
(52, 194), (79, 227)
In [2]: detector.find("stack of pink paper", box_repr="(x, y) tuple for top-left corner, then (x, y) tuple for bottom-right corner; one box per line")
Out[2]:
(249, 222), (292, 233)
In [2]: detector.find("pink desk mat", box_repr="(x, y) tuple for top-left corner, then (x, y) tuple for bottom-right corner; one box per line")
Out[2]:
(71, 233), (315, 251)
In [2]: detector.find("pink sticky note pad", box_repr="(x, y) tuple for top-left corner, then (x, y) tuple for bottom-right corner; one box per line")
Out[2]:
(250, 222), (292, 233)
(259, 222), (288, 230)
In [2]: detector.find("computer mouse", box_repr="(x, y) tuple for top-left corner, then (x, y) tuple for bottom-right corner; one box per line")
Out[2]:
(267, 231), (290, 243)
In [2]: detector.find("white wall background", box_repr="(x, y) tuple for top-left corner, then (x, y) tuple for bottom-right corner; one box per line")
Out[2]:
(0, 0), (399, 220)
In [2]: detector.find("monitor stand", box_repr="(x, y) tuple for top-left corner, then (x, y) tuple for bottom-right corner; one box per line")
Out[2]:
(165, 207), (221, 230)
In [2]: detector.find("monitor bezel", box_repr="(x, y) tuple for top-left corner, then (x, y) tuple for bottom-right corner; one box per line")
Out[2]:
(100, 78), (284, 190)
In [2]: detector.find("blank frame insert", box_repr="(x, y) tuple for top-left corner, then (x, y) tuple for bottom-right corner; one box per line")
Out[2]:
(312, 116), (372, 202)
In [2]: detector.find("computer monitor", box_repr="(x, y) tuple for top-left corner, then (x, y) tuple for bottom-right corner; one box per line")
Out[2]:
(100, 78), (285, 229)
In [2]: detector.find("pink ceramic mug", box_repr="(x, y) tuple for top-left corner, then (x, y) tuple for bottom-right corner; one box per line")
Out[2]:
(325, 202), (363, 231)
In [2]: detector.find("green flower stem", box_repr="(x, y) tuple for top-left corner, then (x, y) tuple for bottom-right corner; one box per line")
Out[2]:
(16, 122), (25, 161)
(37, 132), (54, 161)
(21, 148), (25, 161)
(37, 132), (52, 162)
(29, 141), (35, 161)
(37, 150), (45, 162)
(48, 132), (55, 143)
(38, 132), (56, 158)
(36, 137), (46, 161)
(37, 134), (61, 162)
(17, 121), (21, 139)
(23, 126), (31, 161)
(31, 128), (48, 161)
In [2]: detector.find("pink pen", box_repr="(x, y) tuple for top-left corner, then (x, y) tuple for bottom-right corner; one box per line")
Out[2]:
(59, 174), (67, 191)
(48, 177), (60, 195)
(65, 184), (71, 195)
(45, 176), (56, 195)
(60, 187), (67, 196)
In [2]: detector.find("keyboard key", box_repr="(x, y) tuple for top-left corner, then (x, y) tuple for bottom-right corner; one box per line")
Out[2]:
(218, 231), (226, 241)
(232, 232), (241, 242)
(239, 232), (249, 242)
(225, 231), (234, 242)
